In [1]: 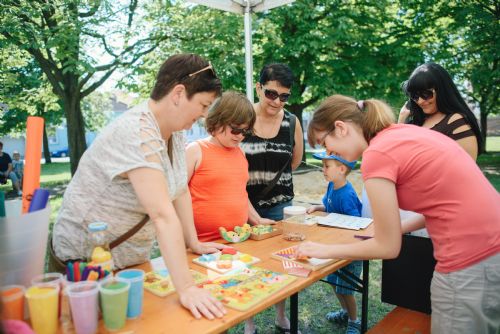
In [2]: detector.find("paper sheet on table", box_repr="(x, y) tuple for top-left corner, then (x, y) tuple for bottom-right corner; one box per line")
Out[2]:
(317, 213), (373, 230)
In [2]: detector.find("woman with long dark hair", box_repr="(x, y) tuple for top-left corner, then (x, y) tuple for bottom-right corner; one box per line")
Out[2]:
(399, 62), (482, 160)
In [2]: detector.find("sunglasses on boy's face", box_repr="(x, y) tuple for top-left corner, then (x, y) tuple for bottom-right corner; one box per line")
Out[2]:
(409, 89), (434, 102)
(263, 88), (291, 103)
(229, 125), (253, 137)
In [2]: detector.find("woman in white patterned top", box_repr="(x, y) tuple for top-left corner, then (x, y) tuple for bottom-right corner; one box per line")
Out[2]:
(52, 54), (227, 320)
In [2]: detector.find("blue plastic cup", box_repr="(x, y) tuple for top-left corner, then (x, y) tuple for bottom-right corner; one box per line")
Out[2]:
(116, 269), (144, 319)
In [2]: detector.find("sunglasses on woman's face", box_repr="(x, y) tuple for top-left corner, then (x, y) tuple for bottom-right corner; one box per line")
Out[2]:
(229, 125), (253, 137)
(410, 89), (434, 102)
(263, 88), (291, 102)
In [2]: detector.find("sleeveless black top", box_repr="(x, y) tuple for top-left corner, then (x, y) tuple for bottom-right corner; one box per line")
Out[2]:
(431, 113), (475, 140)
(241, 111), (294, 209)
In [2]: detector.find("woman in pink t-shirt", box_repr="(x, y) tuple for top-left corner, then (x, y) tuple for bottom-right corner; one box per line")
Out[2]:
(296, 94), (500, 333)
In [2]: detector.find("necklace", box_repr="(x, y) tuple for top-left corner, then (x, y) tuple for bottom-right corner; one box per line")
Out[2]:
(255, 104), (283, 140)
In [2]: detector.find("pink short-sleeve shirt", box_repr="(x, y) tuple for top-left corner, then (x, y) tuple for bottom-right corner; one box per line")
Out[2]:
(362, 124), (500, 273)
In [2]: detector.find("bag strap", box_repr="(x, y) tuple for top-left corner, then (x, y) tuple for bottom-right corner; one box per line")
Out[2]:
(257, 112), (296, 200)
(109, 215), (149, 249)
(289, 111), (296, 149)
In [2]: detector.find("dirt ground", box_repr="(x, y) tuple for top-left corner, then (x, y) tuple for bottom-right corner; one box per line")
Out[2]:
(292, 169), (364, 206)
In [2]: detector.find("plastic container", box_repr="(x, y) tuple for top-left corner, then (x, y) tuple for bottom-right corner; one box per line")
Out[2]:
(283, 206), (307, 223)
(0, 202), (51, 288)
(282, 206), (307, 241)
(88, 222), (114, 271)
(1, 285), (25, 320)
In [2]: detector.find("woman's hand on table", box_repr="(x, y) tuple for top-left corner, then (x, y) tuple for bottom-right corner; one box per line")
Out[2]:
(190, 241), (226, 255)
(294, 241), (331, 259)
(256, 217), (275, 225)
(178, 285), (227, 320)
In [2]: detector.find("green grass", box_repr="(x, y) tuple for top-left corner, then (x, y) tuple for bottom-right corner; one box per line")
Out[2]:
(0, 162), (71, 193)
(486, 136), (500, 152)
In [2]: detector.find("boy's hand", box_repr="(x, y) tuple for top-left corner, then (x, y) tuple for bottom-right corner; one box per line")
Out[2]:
(306, 206), (317, 214)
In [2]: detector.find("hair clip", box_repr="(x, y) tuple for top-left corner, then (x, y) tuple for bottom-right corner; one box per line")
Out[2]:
(357, 100), (365, 110)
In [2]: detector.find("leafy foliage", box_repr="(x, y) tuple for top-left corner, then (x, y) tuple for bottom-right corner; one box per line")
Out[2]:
(0, 0), (180, 173)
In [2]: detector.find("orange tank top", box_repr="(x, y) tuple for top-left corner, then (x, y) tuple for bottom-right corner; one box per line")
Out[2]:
(189, 140), (249, 241)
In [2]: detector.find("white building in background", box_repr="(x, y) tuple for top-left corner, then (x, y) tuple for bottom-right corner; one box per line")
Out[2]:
(0, 92), (208, 157)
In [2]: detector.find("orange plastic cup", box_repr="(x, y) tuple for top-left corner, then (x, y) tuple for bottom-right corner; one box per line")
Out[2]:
(1, 285), (25, 320)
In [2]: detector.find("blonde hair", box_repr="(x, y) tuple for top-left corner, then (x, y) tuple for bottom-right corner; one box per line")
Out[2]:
(205, 91), (256, 134)
(325, 159), (353, 176)
(307, 94), (395, 146)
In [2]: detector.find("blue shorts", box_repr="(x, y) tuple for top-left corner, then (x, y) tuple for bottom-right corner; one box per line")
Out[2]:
(326, 260), (362, 295)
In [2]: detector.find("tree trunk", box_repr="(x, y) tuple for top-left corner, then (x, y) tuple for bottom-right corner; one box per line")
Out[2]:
(63, 89), (87, 175)
(42, 124), (52, 164)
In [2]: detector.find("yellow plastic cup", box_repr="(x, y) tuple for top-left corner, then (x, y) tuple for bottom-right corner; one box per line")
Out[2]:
(25, 284), (60, 334)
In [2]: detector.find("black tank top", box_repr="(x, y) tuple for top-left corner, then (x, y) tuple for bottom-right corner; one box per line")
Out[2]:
(241, 111), (294, 209)
(431, 113), (475, 140)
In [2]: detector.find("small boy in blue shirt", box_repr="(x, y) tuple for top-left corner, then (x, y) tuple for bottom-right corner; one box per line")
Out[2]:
(307, 152), (362, 334)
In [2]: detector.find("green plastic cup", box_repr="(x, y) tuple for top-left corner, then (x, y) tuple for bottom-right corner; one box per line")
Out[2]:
(98, 278), (130, 331)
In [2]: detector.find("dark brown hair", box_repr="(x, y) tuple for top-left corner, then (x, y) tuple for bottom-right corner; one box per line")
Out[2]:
(308, 95), (395, 146)
(150, 54), (222, 100)
(205, 91), (256, 134)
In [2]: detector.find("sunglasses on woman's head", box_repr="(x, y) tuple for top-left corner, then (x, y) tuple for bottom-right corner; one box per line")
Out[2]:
(186, 61), (217, 78)
(229, 125), (253, 137)
(409, 89), (434, 102)
(263, 88), (291, 102)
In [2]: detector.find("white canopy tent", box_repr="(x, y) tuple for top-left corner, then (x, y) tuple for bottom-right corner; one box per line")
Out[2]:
(188, 0), (296, 102)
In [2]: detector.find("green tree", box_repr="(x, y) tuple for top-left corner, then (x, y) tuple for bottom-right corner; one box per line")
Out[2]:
(449, 1), (499, 152)
(125, 0), (427, 161)
(0, 0), (178, 174)
(0, 44), (61, 162)
(398, 0), (499, 152)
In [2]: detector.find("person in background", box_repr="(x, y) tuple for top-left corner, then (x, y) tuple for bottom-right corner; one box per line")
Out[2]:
(0, 142), (22, 196)
(52, 54), (227, 320)
(186, 91), (273, 242)
(399, 62), (482, 160)
(240, 63), (304, 334)
(11, 151), (23, 185)
(307, 152), (362, 334)
(298, 94), (500, 334)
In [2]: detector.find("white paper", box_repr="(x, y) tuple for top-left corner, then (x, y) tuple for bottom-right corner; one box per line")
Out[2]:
(317, 213), (373, 230)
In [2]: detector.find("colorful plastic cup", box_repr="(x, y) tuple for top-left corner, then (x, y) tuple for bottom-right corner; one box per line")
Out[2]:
(67, 281), (99, 334)
(60, 275), (75, 330)
(99, 278), (130, 331)
(1, 285), (25, 320)
(31, 272), (63, 318)
(25, 284), (60, 334)
(116, 269), (145, 319)
(30, 272), (63, 286)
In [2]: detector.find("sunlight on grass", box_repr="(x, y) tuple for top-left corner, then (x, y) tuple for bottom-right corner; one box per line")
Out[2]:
(486, 136), (500, 152)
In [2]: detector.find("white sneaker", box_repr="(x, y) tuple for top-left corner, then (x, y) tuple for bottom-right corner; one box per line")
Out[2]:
(17, 191), (22, 196)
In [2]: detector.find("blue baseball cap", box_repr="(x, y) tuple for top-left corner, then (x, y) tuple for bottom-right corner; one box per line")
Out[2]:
(312, 151), (357, 169)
